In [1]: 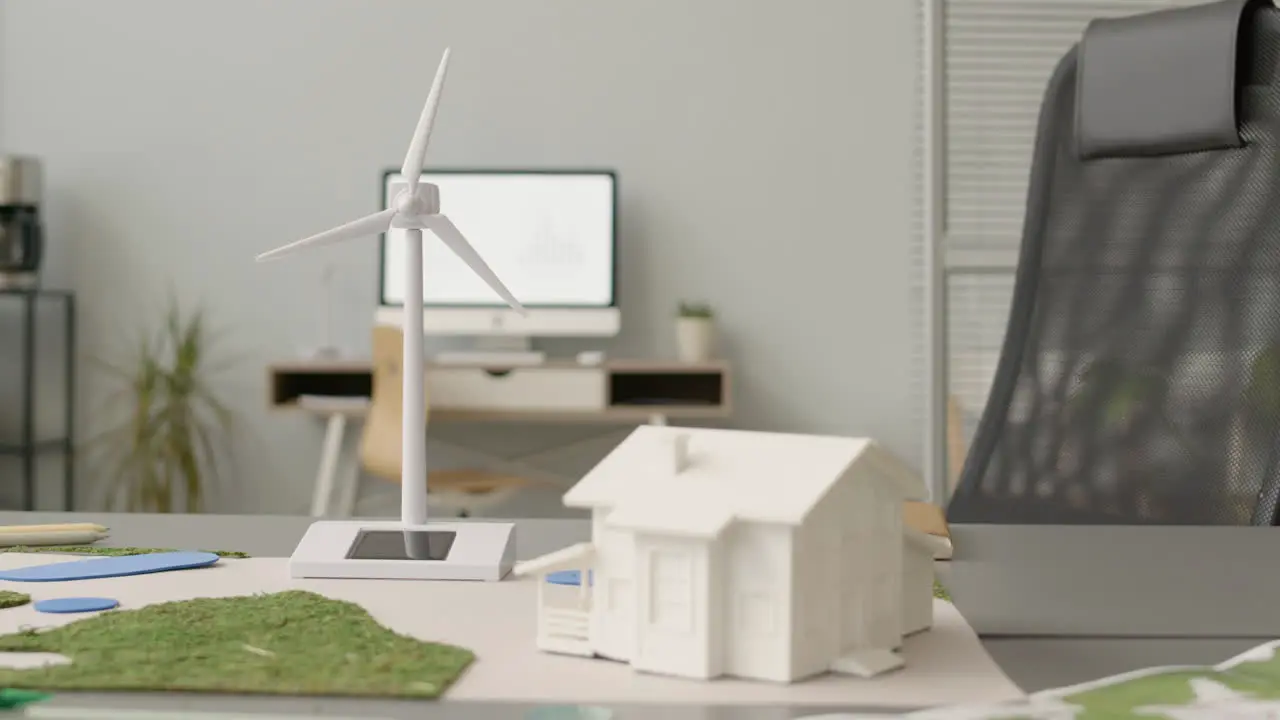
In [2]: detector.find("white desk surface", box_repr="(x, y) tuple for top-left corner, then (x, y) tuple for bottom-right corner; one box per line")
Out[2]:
(0, 511), (1264, 719)
(0, 554), (1019, 709)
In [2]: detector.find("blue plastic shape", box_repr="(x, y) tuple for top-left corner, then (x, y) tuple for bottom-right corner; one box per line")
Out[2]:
(546, 569), (593, 586)
(0, 551), (220, 582)
(34, 597), (119, 614)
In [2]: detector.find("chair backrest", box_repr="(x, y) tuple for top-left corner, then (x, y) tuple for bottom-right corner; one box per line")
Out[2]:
(949, 0), (1280, 525)
(359, 324), (428, 482)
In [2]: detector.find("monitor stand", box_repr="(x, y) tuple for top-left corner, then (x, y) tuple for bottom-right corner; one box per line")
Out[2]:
(435, 335), (546, 366)
(289, 520), (516, 581)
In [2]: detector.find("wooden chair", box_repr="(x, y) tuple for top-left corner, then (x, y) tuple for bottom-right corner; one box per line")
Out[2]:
(946, 394), (969, 498)
(361, 324), (536, 517)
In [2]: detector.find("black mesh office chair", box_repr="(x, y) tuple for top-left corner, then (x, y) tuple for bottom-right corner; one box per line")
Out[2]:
(948, 0), (1280, 526)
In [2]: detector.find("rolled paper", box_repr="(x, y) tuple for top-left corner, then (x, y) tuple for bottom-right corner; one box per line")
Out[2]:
(0, 523), (108, 535)
(0, 531), (108, 547)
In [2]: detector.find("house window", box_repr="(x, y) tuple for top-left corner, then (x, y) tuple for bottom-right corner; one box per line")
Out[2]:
(648, 549), (693, 633)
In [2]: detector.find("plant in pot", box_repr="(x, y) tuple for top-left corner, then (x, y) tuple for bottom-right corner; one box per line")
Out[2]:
(89, 299), (237, 513)
(675, 301), (715, 363)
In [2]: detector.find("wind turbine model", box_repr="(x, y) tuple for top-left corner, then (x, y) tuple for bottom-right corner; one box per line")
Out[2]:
(260, 49), (526, 582)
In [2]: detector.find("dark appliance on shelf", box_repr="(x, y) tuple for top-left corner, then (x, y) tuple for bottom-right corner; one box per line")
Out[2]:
(0, 156), (43, 290)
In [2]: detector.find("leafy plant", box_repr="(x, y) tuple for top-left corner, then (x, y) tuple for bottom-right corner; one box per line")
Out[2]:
(90, 299), (236, 513)
(677, 301), (713, 319)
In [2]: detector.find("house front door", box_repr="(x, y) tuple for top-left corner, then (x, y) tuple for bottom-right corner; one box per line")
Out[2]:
(593, 574), (634, 661)
(591, 520), (635, 661)
(632, 539), (710, 679)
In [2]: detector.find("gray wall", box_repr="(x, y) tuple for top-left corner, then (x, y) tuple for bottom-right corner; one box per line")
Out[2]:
(0, 0), (918, 515)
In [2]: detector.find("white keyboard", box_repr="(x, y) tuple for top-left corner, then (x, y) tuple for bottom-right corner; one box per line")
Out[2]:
(433, 351), (547, 366)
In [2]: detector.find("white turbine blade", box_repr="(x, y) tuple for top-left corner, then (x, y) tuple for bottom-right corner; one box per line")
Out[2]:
(400, 48), (452, 194)
(426, 214), (526, 313)
(256, 208), (397, 262)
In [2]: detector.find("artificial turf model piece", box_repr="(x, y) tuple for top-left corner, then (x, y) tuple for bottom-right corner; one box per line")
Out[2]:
(0, 590), (474, 698)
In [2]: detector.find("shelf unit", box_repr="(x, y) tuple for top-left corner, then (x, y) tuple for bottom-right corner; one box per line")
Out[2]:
(0, 289), (75, 510)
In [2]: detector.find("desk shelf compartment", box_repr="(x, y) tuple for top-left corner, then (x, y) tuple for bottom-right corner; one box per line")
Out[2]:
(269, 363), (372, 407)
(607, 364), (730, 415)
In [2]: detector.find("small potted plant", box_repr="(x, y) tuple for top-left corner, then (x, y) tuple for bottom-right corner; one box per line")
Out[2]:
(89, 298), (237, 513)
(675, 301), (715, 363)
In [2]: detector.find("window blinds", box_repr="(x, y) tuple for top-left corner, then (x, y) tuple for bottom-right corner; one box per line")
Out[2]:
(944, 0), (1192, 259)
(916, 0), (1194, 500)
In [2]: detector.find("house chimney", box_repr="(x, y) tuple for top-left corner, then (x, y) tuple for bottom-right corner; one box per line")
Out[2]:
(673, 433), (691, 474)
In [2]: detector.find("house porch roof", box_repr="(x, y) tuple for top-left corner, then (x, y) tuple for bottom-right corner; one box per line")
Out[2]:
(512, 542), (596, 578)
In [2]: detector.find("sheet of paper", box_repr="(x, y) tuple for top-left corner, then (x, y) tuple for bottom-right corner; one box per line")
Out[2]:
(0, 554), (1023, 709)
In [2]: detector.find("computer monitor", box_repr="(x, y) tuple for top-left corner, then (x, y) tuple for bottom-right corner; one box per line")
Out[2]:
(376, 169), (620, 339)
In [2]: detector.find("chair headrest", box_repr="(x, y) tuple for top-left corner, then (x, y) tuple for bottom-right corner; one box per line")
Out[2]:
(1077, 0), (1269, 159)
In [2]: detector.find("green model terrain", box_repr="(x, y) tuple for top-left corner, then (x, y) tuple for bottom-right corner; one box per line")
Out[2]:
(0, 547), (472, 698)
(0, 590), (473, 698)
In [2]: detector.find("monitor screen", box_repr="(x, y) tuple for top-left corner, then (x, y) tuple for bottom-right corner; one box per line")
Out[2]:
(380, 170), (616, 308)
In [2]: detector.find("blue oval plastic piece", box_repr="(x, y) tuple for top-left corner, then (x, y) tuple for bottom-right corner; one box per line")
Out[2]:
(34, 597), (119, 614)
(0, 551), (220, 582)
(546, 569), (593, 586)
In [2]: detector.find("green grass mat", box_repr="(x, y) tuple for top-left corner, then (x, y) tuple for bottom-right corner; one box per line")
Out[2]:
(0, 592), (29, 610)
(0, 546), (250, 558)
(0, 590), (473, 698)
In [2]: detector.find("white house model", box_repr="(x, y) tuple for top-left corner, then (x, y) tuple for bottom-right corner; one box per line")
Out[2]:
(513, 425), (938, 683)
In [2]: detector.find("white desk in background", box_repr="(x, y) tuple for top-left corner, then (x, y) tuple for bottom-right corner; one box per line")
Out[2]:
(268, 359), (734, 517)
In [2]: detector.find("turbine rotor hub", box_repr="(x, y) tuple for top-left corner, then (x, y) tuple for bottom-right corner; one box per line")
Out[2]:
(394, 184), (440, 217)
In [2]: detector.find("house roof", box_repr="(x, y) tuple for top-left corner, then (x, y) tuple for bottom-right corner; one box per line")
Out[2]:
(562, 426), (925, 533)
(511, 542), (596, 577)
(606, 501), (735, 539)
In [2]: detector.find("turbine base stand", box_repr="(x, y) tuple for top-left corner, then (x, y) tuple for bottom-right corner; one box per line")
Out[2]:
(289, 520), (515, 581)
